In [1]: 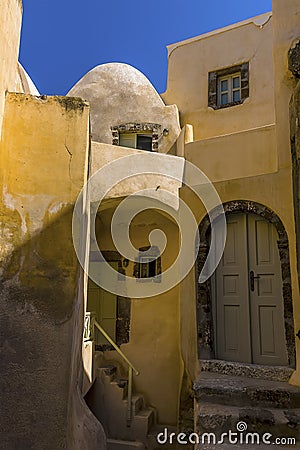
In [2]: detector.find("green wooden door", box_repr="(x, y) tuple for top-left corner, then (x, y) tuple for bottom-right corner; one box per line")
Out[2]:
(87, 261), (118, 345)
(214, 213), (288, 366)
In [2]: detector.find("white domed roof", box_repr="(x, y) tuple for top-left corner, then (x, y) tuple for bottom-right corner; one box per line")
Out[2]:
(69, 62), (164, 107)
(67, 63), (180, 150)
(17, 63), (40, 96)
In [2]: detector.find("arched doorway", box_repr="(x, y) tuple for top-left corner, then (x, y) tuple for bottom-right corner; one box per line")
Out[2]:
(213, 212), (287, 365)
(197, 201), (296, 368)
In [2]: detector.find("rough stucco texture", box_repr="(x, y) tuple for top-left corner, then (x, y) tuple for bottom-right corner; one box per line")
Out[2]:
(290, 79), (300, 291)
(162, 15), (275, 141)
(0, 0), (22, 133)
(0, 93), (105, 449)
(68, 63), (181, 154)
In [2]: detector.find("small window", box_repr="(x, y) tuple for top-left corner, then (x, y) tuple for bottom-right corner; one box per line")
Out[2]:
(119, 133), (136, 149)
(119, 133), (153, 151)
(208, 63), (249, 110)
(133, 246), (162, 282)
(218, 73), (241, 106)
(111, 123), (161, 152)
(139, 256), (157, 278)
(136, 134), (152, 151)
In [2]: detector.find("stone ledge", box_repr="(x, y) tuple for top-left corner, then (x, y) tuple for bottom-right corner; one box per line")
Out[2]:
(200, 359), (294, 382)
(289, 39), (300, 77)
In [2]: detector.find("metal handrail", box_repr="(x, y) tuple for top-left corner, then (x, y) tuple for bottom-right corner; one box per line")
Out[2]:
(90, 316), (139, 425)
(94, 320), (139, 376)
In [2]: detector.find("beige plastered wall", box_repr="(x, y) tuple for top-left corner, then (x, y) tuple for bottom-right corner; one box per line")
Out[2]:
(68, 63), (181, 154)
(91, 141), (184, 205)
(93, 201), (183, 426)
(185, 124), (278, 182)
(162, 13), (274, 141)
(0, 0), (23, 134)
(170, 0), (300, 386)
(179, 167), (298, 371)
(0, 93), (105, 449)
(89, 141), (191, 424)
(272, 0), (300, 385)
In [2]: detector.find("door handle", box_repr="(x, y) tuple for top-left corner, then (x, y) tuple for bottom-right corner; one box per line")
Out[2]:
(250, 270), (260, 292)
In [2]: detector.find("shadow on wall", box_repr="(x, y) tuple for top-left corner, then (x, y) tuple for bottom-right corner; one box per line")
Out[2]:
(0, 204), (106, 450)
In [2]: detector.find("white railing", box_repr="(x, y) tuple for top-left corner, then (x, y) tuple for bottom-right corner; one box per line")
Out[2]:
(84, 311), (139, 425)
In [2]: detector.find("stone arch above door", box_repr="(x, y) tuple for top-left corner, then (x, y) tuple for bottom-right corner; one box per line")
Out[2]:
(196, 200), (296, 368)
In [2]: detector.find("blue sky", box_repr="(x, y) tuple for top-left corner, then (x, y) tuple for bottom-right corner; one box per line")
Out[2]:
(19, 0), (272, 95)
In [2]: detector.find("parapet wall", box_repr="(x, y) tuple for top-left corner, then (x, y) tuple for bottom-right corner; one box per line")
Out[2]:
(0, 0), (23, 135)
(0, 93), (105, 449)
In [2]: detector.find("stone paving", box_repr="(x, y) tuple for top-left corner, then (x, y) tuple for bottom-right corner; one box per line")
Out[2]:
(194, 371), (300, 447)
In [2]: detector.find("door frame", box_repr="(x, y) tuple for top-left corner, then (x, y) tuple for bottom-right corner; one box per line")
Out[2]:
(89, 250), (131, 348)
(196, 200), (296, 368)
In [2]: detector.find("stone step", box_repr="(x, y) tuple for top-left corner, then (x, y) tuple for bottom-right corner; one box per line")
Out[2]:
(107, 439), (145, 450)
(98, 365), (118, 384)
(200, 445), (295, 450)
(131, 407), (156, 439)
(123, 395), (144, 415)
(200, 359), (294, 382)
(197, 401), (300, 440)
(103, 365), (118, 377)
(117, 378), (129, 390)
(194, 372), (300, 409)
(99, 366), (128, 389)
(147, 425), (298, 450)
(90, 366), (156, 443)
(90, 359), (160, 446)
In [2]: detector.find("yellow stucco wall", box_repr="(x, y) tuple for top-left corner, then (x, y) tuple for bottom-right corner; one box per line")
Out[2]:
(0, 0), (22, 135)
(1, 94), (89, 216)
(88, 140), (196, 425)
(162, 0), (300, 386)
(0, 92), (105, 449)
(90, 141), (184, 204)
(93, 205), (182, 425)
(272, 0), (300, 384)
(179, 165), (299, 372)
(272, 0), (300, 169)
(2, 3), (299, 444)
(162, 13), (275, 141)
(185, 124), (278, 182)
(181, 159), (299, 382)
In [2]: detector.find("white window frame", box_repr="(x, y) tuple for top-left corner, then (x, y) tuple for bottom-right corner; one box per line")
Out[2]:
(134, 245), (162, 282)
(139, 256), (157, 278)
(119, 132), (136, 149)
(218, 72), (241, 106)
(119, 132), (152, 151)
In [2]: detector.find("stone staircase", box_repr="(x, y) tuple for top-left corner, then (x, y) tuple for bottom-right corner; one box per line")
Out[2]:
(85, 364), (169, 450)
(194, 360), (300, 448)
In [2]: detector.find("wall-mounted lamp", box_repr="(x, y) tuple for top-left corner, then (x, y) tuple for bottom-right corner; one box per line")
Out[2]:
(123, 258), (129, 268)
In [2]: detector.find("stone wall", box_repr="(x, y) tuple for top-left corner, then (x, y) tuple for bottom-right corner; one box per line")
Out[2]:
(289, 44), (300, 291)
